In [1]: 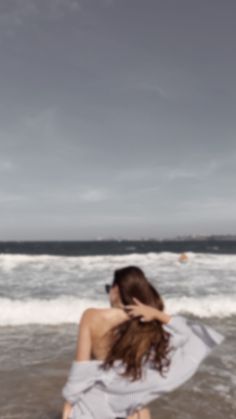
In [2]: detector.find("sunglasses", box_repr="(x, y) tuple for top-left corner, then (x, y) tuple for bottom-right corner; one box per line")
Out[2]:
(105, 284), (112, 294)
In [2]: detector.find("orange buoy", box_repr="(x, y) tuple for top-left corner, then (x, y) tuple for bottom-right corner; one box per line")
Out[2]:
(178, 253), (188, 263)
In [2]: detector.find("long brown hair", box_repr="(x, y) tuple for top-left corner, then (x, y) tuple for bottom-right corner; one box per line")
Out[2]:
(100, 266), (171, 381)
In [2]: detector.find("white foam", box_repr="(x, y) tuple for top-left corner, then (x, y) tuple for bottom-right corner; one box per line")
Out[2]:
(1, 251), (236, 268)
(1, 251), (236, 323)
(0, 297), (109, 326)
(0, 295), (235, 326)
(165, 296), (236, 318)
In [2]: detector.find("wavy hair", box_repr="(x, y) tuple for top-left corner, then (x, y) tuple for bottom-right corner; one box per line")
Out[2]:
(100, 266), (171, 381)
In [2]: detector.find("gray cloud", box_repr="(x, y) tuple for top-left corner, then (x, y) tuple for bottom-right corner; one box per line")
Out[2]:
(0, 0), (236, 239)
(0, 0), (80, 25)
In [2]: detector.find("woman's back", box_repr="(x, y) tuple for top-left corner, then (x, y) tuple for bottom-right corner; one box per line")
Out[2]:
(89, 307), (129, 361)
(79, 307), (149, 418)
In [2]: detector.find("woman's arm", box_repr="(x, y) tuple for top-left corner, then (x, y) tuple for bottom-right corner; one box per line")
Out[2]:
(62, 309), (94, 419)
(62, 401), (73, 419)
(123, 298), (193, 345)
(75, 308), (93, 361)
(128, 407), (151, 419)
(124, 297), (171, 324)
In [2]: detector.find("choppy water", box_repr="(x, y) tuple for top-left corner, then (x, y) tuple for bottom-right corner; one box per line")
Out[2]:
(0, 243), (235, 418)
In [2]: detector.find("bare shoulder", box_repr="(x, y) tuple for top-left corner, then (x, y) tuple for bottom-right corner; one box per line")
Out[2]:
(80, 307), (128, 327)
(80, 307), (99, 319)
(81, 307), (109, 318)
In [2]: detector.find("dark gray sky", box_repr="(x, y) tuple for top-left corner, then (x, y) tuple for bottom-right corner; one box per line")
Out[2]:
(0, 0), (236, 240)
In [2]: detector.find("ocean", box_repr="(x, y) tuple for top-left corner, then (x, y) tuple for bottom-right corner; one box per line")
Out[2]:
(0, 240), (235, 418)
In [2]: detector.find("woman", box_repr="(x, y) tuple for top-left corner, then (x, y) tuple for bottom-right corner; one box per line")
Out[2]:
(62, 266), (224, 419)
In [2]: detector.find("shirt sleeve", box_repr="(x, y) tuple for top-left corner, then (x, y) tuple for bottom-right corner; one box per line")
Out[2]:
(162, 314), (193, 346)
(163, 314), (225, 358)
(62, 360), (101, 404)
(146, 315), (225, 397)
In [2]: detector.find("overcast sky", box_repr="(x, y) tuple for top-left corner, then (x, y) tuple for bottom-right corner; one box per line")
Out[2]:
(0, 0), (236, 240)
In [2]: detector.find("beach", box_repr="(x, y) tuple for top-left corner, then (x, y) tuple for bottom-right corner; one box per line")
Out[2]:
(0, 242), (235, 418)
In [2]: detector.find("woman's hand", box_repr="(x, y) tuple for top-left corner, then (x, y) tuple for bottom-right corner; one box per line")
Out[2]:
(123, 297), (171, 324)
(62, 401), (72, 419)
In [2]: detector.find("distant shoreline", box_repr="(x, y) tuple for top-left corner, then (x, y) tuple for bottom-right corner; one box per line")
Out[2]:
(1, 234), (236, 242)
(1, 238), (236, 255)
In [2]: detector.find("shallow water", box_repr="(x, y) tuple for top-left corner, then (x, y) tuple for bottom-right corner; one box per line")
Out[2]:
(0, 318), (235, 419)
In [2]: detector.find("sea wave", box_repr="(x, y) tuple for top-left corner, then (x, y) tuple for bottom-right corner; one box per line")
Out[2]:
(1, 251), (236, 270)
(0, 295), (235, 326)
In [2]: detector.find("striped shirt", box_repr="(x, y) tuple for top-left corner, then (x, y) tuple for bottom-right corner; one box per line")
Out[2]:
(62, 315), (224, 419)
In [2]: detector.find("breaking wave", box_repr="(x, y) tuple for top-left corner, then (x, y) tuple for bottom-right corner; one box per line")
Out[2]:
(0, 295), (235, 326)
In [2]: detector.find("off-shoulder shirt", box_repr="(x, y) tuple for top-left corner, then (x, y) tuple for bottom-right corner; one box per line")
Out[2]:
(62, 314), (224, 419)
